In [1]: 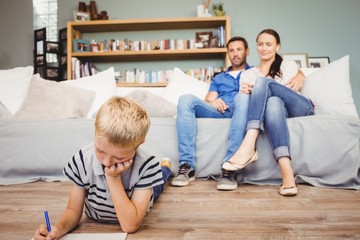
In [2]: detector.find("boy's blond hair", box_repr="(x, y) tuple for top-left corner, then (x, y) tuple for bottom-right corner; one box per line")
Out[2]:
(95, 96), (150, 149)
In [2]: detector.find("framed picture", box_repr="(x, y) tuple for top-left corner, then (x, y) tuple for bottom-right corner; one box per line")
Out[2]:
(36, 55), (44, 66)
(60, 41), (67, 55)
(46, 41), (59, 53)
(60, 55), (67, 65)
(281, 53), (309, 68)
(210, 36), (219, 48)
(35, 27), (46, 41)
(73, 11), (90, 22)
(73, 39), (90, 52)
(46, 68), (59, 79)
(308, 57), (330, 68)
(59, 27), (67, 40)
(36, 66), (45, 76)
(195, 31), (213, 48)
(36, 41), (44, 55)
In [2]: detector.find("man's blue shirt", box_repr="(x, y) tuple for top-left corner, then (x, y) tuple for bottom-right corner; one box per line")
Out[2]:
(209, 64), (252, 109)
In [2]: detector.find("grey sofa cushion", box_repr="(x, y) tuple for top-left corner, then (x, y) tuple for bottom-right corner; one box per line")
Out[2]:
(1, 116), (359, 189)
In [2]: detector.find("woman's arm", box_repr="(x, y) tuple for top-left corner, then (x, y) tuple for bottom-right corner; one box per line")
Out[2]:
(280, 60), (304, 92)
(285, 69), (305, 92)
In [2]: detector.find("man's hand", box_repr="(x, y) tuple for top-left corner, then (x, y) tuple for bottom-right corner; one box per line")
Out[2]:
(210, 98), (228, 113)
(105, 159), (133, 177)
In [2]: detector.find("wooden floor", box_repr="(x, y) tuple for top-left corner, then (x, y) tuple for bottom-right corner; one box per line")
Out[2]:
(1, 180), (360, 240)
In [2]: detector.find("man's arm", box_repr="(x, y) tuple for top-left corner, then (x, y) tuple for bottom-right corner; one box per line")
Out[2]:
(205, 91), (228, 113)
(204, 91), (218, 103)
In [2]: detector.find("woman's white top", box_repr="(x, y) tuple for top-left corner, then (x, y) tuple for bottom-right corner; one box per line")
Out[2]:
(240, 60), (298, 85)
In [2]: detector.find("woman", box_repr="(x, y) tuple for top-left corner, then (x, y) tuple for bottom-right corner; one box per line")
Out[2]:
(222, 29), (314, 196)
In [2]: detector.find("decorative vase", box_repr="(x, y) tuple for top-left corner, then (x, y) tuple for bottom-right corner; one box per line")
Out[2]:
(213, 9), (225, 16)
(197, 4), (205, 17)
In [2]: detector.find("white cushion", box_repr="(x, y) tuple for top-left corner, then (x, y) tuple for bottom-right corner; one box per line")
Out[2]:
(62, 67), (116, 118)
(115, 86), (164, 97)
(300, 68), (319, 77)
(14, 74), (95, 120)
(0, 66), (33, 114)
(301, 55), (358, 118)
(0, 100), (12, 119)
(126, 89), (177, 117)
(162, 67), (210, 105)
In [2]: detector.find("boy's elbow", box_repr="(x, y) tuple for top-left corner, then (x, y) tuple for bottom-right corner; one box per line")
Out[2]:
(120, 223), (140, 234)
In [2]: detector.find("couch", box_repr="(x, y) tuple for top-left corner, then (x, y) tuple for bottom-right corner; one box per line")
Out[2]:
(1, 55), (359, 190)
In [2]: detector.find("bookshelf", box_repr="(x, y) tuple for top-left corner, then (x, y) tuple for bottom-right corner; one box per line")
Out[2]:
(66, 16), (231, 87)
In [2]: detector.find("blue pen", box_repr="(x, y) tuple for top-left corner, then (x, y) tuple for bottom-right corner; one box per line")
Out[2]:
(44, 211), (51, 232)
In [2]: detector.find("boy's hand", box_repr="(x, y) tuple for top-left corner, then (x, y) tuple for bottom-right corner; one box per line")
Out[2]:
(105, 159), (133, 177)
(34, 224), (59, 240)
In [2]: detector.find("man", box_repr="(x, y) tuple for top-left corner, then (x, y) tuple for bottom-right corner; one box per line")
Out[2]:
(171, 36), (251, 190)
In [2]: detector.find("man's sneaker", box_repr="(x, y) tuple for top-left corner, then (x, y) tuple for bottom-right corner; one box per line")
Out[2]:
(171, 163), (195, 187)
(216, 169), (238, 191)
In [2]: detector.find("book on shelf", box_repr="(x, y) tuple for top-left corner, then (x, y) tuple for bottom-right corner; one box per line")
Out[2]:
(71, 57), (224, 83)
(71, 57), (96, 79)
(100, 38), (192, 52)
(115, 67), (223, 84)
(116, 69), (172, 84)
(77, 34), (228, 53)
(217, 26), (226, 48)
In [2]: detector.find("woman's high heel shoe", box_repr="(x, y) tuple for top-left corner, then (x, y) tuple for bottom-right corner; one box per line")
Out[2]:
(222, 150), (258, 171)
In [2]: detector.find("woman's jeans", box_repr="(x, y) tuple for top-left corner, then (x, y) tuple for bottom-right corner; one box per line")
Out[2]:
(176, 93), (249, 169)
(153, 166), (172, 202)
(247, 77), (314, 160)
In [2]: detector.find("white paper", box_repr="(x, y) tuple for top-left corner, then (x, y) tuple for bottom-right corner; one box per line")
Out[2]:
(31, 232), (127, 240)
(61, 233), (127, 240)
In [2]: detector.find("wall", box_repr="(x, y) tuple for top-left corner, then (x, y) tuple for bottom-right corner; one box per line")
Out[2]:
(0, 0), (33, 68)
(1, 0), (359, 114)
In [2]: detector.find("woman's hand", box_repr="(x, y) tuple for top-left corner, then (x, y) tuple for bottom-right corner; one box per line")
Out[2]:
(286, 69), (305, 92)
(105, 159), (133, 177)
(240, 82), (253, 94)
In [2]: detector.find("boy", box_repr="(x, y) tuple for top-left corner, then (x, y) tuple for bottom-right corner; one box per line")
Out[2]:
(34, 96), (172, 239)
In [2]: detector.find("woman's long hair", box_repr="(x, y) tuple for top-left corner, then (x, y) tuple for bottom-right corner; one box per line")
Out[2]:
(256, 29), (282, 79)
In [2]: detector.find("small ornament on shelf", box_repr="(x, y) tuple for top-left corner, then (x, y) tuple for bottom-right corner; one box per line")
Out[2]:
(197, 0), (212, 17)
(76, 1), (109, 21)
(212, 2), (225, 16)
(203, 0), (212, 17)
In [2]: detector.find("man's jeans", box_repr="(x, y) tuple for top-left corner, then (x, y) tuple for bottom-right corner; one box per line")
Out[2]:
(176, 93), (249, 169)
(247, 77), (314, 160)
